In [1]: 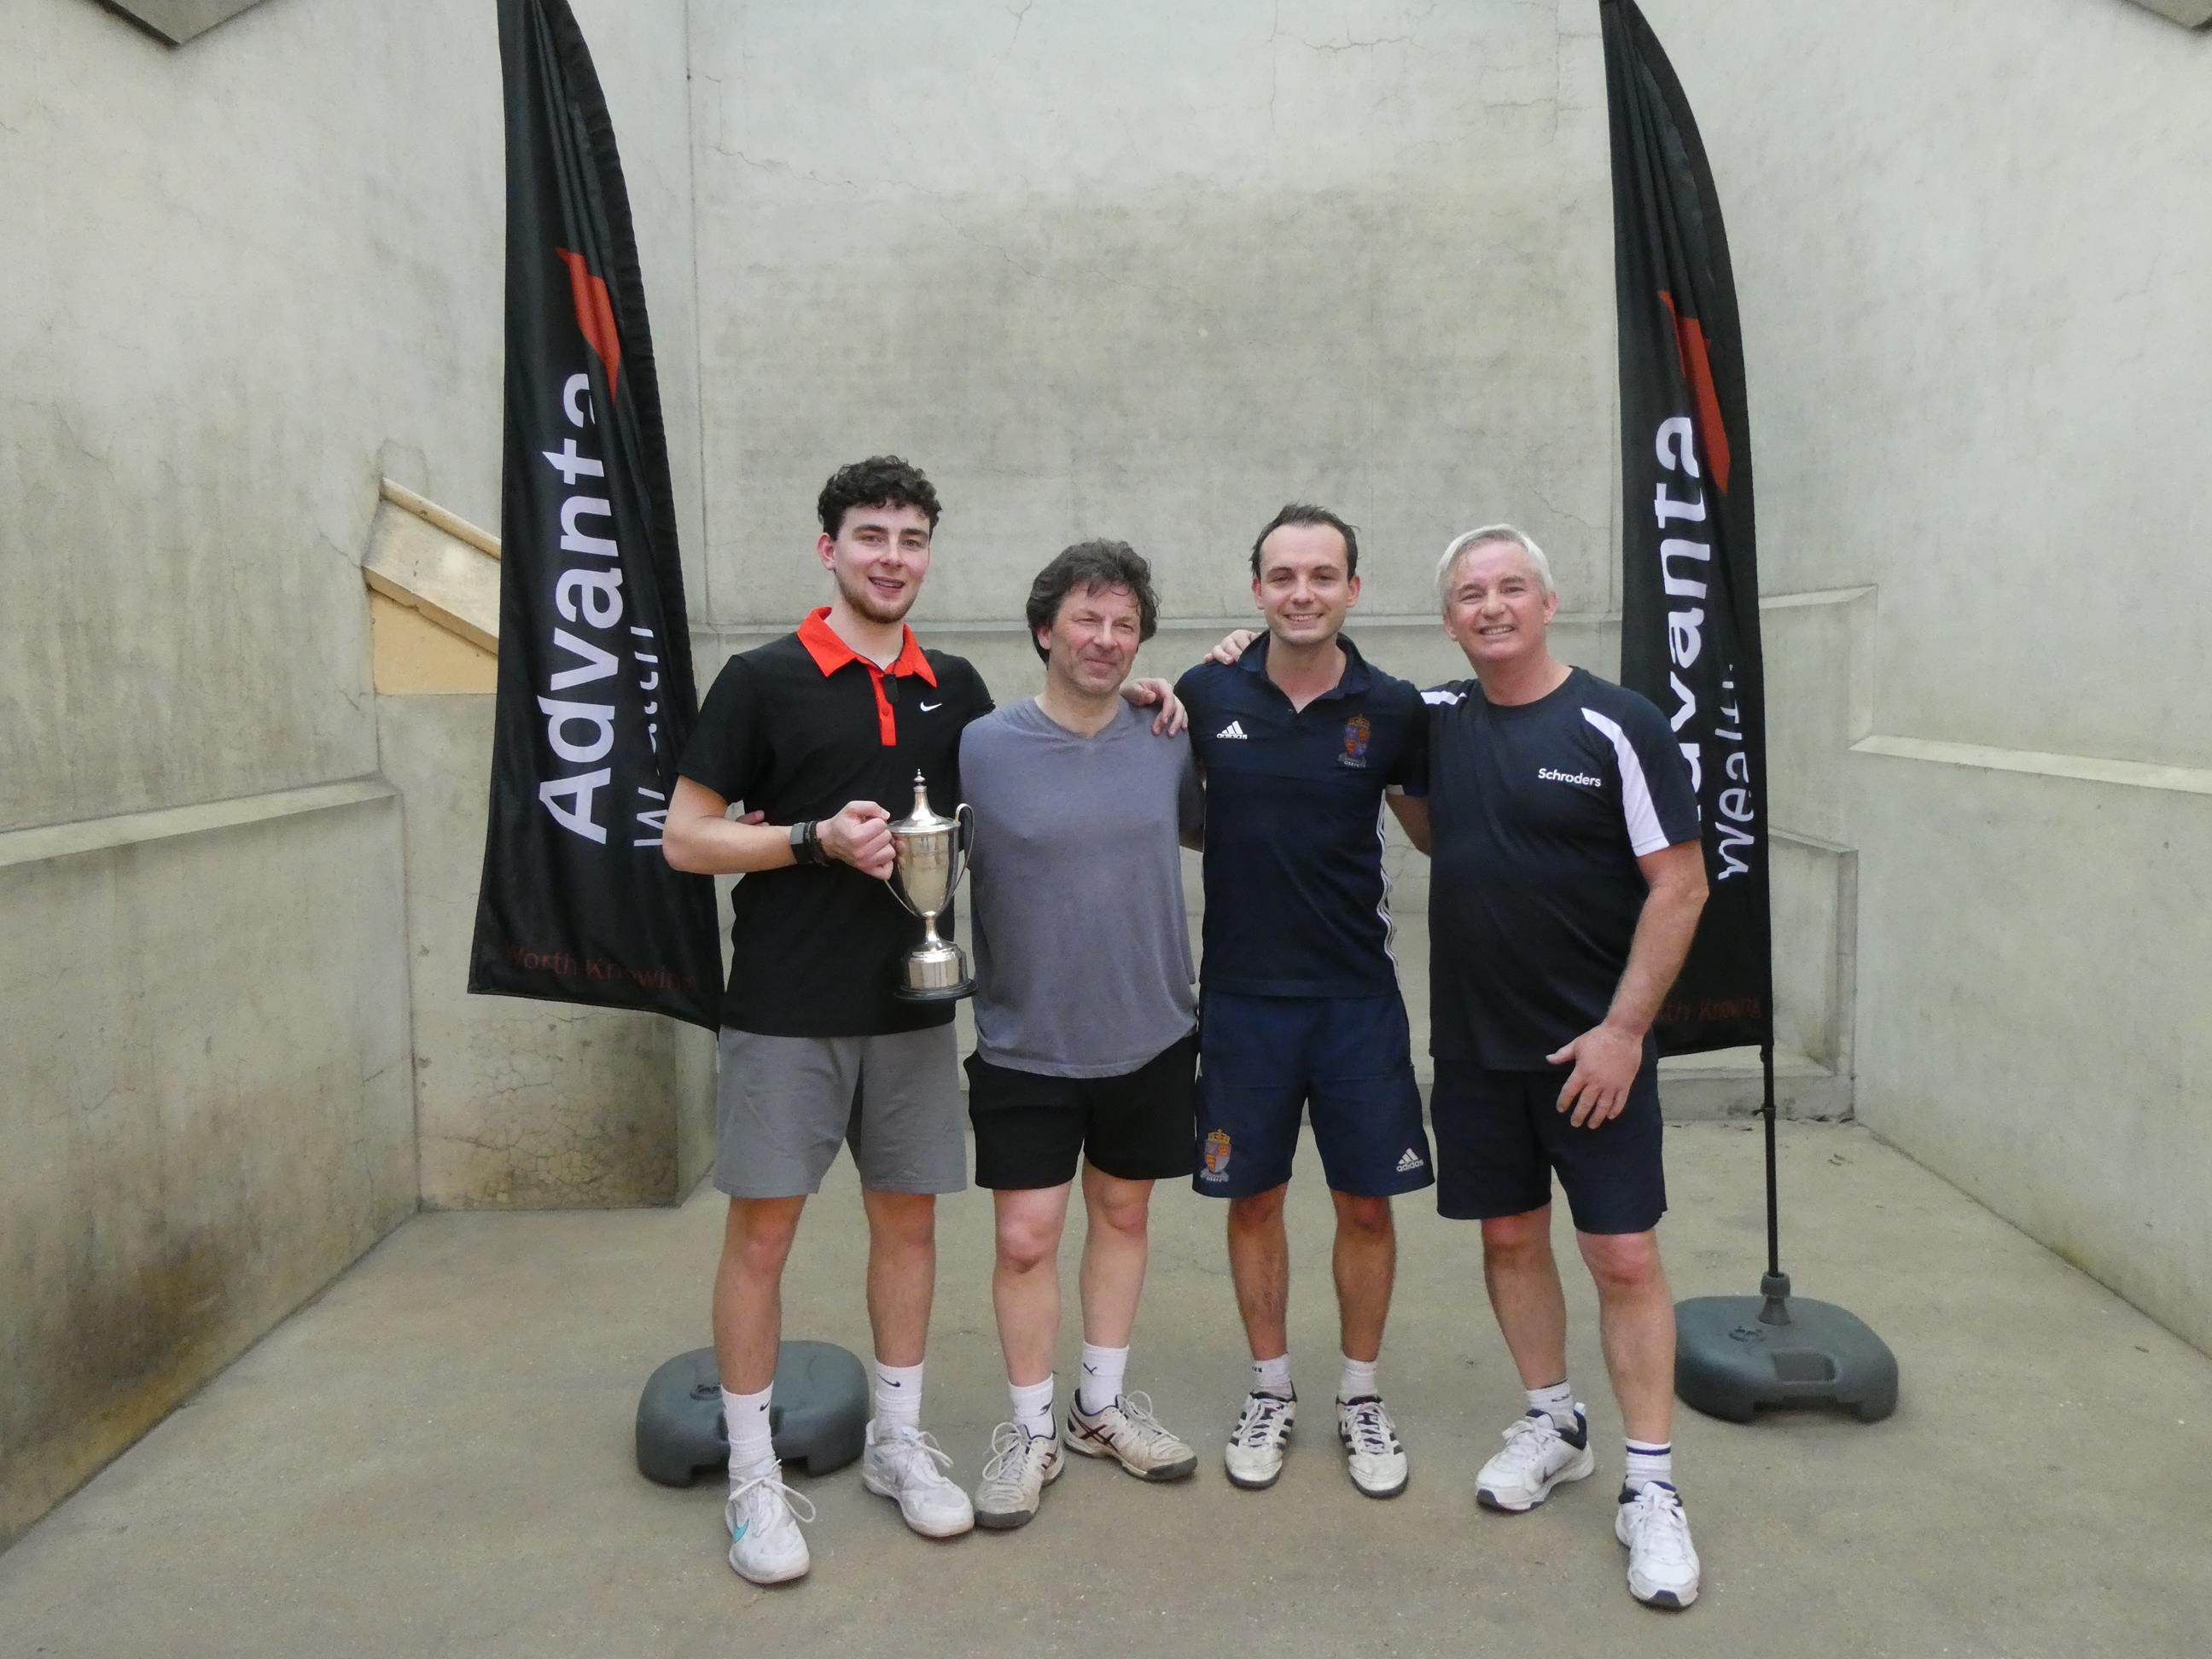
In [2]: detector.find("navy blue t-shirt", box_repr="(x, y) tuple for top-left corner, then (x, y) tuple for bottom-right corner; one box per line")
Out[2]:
(1425, 666), (1700, 1069)
(1178, 634), (1429, 998)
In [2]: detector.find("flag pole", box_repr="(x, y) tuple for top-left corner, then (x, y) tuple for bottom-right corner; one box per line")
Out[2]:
(1597, 0), (1895, 1421)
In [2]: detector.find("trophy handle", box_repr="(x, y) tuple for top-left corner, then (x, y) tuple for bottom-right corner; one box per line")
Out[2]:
(888, 870), (923, 919)
(946, 803), (975, 902)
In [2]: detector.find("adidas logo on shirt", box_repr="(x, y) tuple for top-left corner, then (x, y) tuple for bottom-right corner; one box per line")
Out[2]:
(1215, 720), (1250, 740)
(1538, 766), (1603, 788)
(1395, 1148), (1425, 1173)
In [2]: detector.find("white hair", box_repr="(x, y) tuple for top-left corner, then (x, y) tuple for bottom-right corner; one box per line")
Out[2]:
(1435, 523), (1555, 608)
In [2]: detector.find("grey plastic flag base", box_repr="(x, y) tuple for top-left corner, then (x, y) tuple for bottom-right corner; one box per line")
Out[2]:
(635, 1340), (869, 1487)
(1675, 1279), (1899, 1424)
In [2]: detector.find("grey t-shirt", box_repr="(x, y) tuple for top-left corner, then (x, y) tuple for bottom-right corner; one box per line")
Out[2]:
(958, 698), (1204, 1077)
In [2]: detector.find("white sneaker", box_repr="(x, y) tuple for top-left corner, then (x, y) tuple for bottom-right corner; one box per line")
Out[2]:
(861, 1422), (975, 1539)
(1616, 1481), (1702, 1609)
(974, 1423), (1063, 1530)
(1223, 1389), (1296, 1490)
(725, 1466), (814, 1586)
(1475, 1408), (1596, 1512)
(1336, 1394), (1408, 1499)
(1068, 1390), (1198, 1481)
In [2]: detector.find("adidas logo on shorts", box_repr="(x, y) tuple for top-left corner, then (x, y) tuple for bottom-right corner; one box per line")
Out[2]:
(1215, 720), (1250, 740)
(1395, 1148), (1425, 1173)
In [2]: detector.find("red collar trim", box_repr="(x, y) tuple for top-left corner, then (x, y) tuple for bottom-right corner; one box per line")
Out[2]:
(796, 608), (938, 687)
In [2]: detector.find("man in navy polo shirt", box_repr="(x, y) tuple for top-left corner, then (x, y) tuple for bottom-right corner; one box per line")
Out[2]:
(1175, 503), (1432, 1502)
(1394, 524), (1710, 1610)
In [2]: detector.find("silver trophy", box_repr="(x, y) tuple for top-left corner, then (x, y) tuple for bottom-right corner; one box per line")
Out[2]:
(888, 771), (975, 1002)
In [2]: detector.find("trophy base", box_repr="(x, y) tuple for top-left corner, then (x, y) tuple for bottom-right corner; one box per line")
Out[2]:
(893, 978), (975, 1004)
(895, 942), (973, 1003)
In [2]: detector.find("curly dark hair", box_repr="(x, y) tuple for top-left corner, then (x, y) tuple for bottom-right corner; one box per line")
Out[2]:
(1024, 539), (1161, 663)
(1249, 502), (1359, 579)
(817, 455), (942, 538)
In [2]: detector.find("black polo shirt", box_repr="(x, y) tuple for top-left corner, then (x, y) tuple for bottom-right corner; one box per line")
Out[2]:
(1424, 667), (1699, 1068)
(678, 608), (993, 1037)
(1176, 633), (1428, 998)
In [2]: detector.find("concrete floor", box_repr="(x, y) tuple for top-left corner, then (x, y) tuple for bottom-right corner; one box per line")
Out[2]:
(3, 1121), (2207, 1659)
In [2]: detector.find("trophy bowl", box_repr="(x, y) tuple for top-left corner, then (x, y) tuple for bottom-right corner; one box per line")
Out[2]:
(887, 771), (975, 1002)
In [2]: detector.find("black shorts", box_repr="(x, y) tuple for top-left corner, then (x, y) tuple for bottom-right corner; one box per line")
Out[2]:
(964, 1032), (1199, 1190)
(1429, 1061), (1666, 1236)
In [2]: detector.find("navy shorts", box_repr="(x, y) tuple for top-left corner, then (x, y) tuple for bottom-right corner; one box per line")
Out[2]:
(1429, 1060), (1666, 1235)
(1194, 992), (1433, 1200)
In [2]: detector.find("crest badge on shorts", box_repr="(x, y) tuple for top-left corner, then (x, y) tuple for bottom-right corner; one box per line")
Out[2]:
(1340, 713), (1371, 768)
(1202, 1128), (1232, 1182)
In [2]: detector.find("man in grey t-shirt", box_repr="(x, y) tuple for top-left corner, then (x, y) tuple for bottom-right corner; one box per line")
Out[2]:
(958, 540), (1205, 1529)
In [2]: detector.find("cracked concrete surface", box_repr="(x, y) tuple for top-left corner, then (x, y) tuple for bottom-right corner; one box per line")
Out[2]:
(3, 1121), (2207, 1657)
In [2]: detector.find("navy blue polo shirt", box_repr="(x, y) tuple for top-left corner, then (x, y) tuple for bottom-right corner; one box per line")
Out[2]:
(1176, 634), (1428, 998)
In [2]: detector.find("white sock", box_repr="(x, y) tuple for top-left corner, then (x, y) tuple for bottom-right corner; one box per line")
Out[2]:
(1252, 1352), (1293, 1400)
(1010, 1375), (1056, 1440)
(874, 1359), (923, 1435)
(722, 1385), (775, 1484)
(1078, 1342), (1129, 1413)
(1337, 1353), (1379, 1403)
(1528, 1379), (1578, 1433)
(1624, 1439), (1674, 1491)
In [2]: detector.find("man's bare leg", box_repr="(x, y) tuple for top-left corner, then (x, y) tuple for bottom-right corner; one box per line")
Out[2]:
(1480, 1205), (1569, 1388)
(1577, 1228), (1674, 1447)
(1226, 1184), (1291, 1364)
(1330, 1190), (1395, 1366)
(1078, 1165), (1154, 1352)
(1222, 1184), (1297, 1487)
(992, 1183), (1074, 1386)
(1471, 1203), (1594, 1513)
(714, 1196), (806, 1394)
(861, 1188), (937, 1368)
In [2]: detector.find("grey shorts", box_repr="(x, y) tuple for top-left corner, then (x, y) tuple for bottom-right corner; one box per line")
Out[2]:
(713, 1024), (967, 1199)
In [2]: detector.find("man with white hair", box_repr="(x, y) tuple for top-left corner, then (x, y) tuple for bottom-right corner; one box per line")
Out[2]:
(1390, 524), (1709, 1610)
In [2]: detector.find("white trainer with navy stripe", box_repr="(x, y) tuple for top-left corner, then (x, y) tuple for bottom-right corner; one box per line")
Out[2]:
(1617, 1481), (1702, 1609)
(1476, 1406), (1596, 1511)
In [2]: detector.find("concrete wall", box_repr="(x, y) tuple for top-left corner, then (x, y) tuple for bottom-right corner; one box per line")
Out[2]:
(0, 787), (414, 1546)
(1637, 0), (2212, 1345)
(1, 0), (701, 1545)
(686, 0), (1619, 629)
(381, 693), (718, 1210)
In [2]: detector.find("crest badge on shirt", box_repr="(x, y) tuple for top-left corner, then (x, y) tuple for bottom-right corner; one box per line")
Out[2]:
(1339, 713), (1371, 768)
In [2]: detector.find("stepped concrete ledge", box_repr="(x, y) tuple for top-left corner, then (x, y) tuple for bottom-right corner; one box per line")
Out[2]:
(364, 480), (499, 694)
(0, 1121), (2203, 1656)
(362, 480), (500, 651)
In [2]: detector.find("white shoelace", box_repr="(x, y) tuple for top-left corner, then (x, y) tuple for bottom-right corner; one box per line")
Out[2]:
(978, 1422), (1051, 1488)
(880, 1428), (960, 1491)
(1342, 1398), (1397, 1458)
(1492, 1413), (1568, 1475)
(1626, 1485), (1695, 1566)
(1232, 1392), (1293, 1448)
(730, 1470), (817, 1529)
(1111, 1391), (1184, 1452)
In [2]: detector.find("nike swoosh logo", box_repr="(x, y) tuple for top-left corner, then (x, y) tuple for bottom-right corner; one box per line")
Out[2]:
(919, 701), (942, 712)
